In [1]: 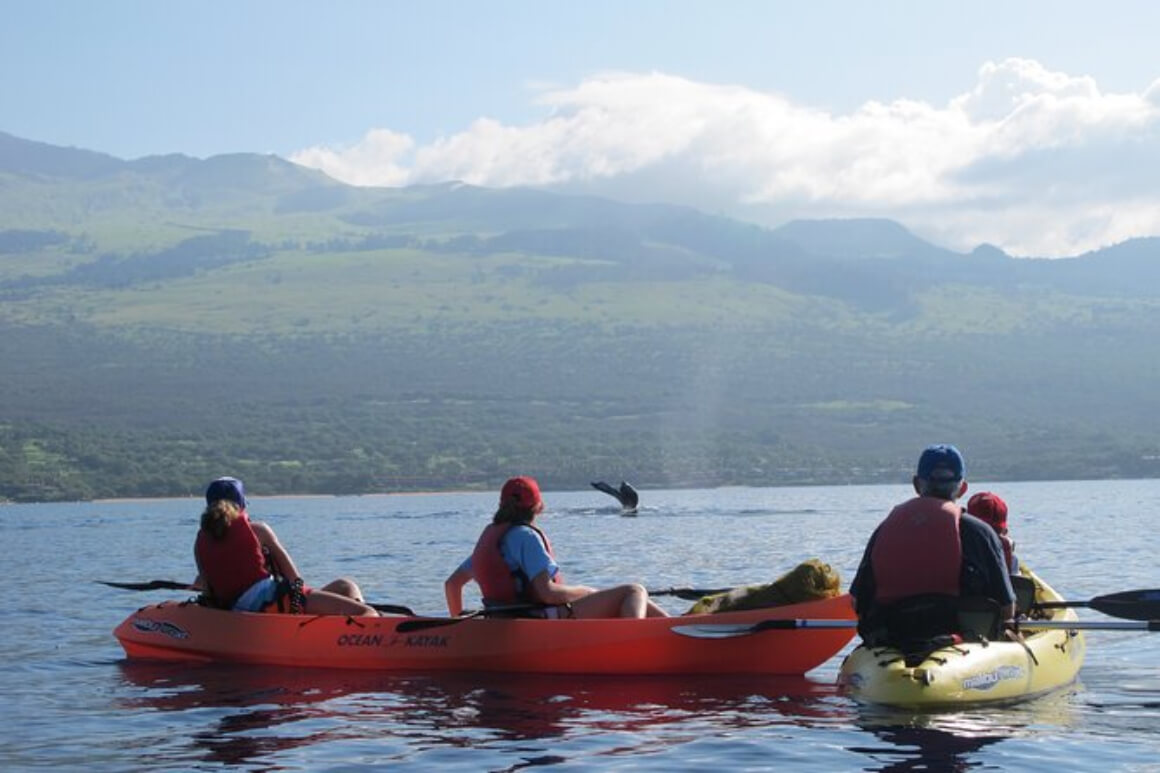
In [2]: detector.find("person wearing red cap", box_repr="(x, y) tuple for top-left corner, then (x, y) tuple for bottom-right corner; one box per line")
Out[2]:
(849, 445), (1015, 649)
(967, 491), (1020, 574)
(444, 476), (669, 619)
(194, 476), (378, 616)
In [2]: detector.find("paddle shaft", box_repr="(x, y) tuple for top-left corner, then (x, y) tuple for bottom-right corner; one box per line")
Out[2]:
(98, 579), (414, 616)
(672, 617), (1160, 639)
(394, 603), (545, 633)
(660, 586), (1160, 618)
(100, 580), (1160, 623)
(648, 586), (733, 600)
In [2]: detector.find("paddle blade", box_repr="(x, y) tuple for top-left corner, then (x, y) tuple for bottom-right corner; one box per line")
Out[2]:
(98, 580), (195, 591)
(1088, 589), (1160, 621)
(648, 586), (733, 601)
(1037, 588), (1160, 621)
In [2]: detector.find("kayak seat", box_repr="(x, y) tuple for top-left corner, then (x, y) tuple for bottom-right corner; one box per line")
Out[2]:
(858, 593), (960, 655)
(861, 594), (1009, 664)
(956, 596), (1002, 641)
(1011, 575), (1037, 617)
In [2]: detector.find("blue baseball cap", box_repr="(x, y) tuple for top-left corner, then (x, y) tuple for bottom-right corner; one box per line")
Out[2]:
(205, 476), (247, 508)
(916, 444), (965, 481)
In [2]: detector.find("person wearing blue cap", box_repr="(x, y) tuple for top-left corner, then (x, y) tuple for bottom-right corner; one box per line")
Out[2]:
(849, 445), (1015, 651)
(194, 476), (379, 616)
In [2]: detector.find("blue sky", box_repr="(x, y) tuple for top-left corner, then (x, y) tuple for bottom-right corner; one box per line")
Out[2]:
(5, 1), (1160, 256)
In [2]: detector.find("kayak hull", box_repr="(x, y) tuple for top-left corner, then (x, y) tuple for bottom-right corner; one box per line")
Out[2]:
(115, 593), (856, 675)
(836, 569), (1085, 708)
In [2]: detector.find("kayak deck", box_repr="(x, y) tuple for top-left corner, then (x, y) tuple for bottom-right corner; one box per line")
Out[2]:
(836, 569), (1085, 708)
(115, 593), (856, 675)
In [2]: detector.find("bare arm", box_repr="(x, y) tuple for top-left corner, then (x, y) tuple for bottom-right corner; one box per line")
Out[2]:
(528, 571), (596, 605)
(192, 540), (206, 590)
(444, 566), (473, 616)
(250, 521), (302, 583)
(191, 540), (205, 589)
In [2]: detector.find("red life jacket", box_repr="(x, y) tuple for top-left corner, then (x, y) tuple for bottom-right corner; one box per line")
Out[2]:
(194, 512), (270, 608)
(870, 497), (963, 605)
(470, 522), (557, 604)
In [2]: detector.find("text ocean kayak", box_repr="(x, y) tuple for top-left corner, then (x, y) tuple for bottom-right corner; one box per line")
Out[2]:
(836, 569), (1085, 708)
(115, 594), (855, 675)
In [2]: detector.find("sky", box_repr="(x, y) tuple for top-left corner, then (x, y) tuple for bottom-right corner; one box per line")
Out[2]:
(5, 1), (1160, 257)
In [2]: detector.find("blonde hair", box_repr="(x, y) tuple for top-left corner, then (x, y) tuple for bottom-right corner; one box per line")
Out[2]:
(201, 499), (242, 540)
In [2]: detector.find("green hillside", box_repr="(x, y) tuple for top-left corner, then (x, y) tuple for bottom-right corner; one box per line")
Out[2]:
(2, 131), (1159, 501)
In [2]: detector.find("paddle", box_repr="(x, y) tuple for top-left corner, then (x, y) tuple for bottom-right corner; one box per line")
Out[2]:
(96, 578), (727, 614)
(97, 579), (416, 616)
(672, 619), (859, 638)
(394, 602), (546, 633)
(389, 585), (735, 631)
(671, 618), (1160, 639)
(652, 586), (1160, 614)
(100, 579), (193, 591)
(392, 586), (761, 632)
(1034, 589), (1160, 621)
(648, 586), (733, 601)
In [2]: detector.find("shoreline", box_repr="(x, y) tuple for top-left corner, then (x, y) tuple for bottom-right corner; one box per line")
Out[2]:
(7, 475), (1159, 506)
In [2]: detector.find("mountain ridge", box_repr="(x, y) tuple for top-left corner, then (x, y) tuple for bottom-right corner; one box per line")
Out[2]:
(1, 130), (1158, 501)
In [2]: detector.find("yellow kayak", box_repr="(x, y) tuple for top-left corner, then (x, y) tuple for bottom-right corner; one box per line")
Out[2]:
(837, 568), (1085, 708)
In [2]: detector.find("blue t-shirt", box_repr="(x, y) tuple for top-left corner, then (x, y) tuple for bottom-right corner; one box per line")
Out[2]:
(459, 524), (560, 594)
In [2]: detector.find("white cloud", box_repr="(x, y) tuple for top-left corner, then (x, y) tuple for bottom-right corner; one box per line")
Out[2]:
(291, 129), (414, 187)
(290, 59), (1160, 257)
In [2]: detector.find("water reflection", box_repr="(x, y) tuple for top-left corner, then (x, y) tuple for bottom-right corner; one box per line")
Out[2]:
(116, 662), (847, 767)
(851, 722), (1004, 772)
(848, 688), (1082, 771)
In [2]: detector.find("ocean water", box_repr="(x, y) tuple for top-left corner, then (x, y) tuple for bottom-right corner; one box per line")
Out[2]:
(2, 479), (1159, 771)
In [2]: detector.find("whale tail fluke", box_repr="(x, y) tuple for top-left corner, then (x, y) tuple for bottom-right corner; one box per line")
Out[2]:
(591, 480), (639, 511)
(617, 481), (639, 509)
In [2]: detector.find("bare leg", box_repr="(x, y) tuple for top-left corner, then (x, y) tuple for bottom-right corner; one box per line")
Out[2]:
(320, 577), (365, 602)
(645, 598), (670, 618)
(569, 584), (654, 619)
(303, 588), (378, 617)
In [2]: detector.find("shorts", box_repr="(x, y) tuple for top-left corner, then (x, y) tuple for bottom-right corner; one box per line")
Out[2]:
(233, 577), (280, 612)
(233, 577), (315, 613)
(523, 604), (573, 620)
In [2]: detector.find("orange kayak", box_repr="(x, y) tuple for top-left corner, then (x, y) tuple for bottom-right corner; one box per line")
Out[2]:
(114, 594), (856, 675)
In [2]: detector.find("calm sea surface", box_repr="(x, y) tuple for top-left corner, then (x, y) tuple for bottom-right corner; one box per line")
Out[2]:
(3, 480), (1159, 771)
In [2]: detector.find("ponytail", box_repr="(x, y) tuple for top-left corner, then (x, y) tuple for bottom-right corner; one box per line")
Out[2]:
(493, 502), (536, 525)
(201, 500), (241, 540)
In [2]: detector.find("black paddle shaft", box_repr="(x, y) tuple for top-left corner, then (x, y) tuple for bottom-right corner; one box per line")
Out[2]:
(99, 579), (414, 615)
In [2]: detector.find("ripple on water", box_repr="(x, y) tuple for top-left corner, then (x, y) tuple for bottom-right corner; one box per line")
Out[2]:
(3, 484), (1160, 769)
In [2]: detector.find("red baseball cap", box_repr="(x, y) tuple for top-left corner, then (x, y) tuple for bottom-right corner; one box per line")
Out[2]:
(500, 476), (543, 511)
(967, 491), (1008, 531)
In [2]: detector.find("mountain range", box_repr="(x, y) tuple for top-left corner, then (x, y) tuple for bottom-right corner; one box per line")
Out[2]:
(1, 130), (1158, 501)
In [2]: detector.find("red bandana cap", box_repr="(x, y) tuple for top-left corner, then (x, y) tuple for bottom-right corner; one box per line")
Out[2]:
(500, 476), (543, 512)
(967, 491), (1008, 531)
